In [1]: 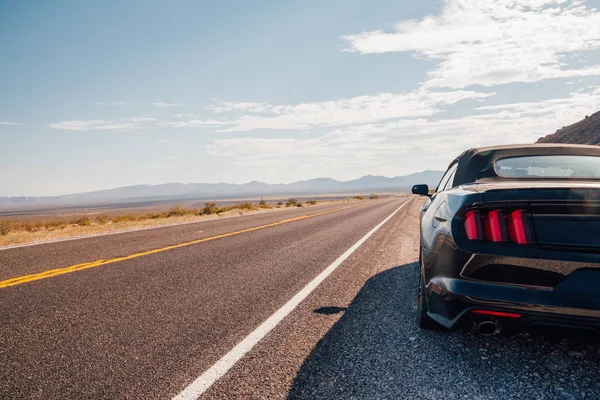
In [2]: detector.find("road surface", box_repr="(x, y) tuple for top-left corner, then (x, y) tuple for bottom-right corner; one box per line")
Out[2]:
(1, 196), (599, 399)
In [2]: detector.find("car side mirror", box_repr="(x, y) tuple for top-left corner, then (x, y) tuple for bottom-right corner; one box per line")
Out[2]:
(412, 184), (431, 197)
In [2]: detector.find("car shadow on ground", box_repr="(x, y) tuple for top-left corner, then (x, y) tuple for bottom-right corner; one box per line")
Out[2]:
(288, 262), (600, 400)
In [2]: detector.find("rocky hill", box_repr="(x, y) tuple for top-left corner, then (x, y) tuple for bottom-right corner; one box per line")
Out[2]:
(537, 111), (600, 145)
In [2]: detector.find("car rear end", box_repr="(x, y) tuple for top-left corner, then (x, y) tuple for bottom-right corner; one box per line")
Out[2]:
(426, 154), (600, 335)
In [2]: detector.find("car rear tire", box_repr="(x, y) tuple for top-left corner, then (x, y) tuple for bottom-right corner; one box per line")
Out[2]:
(416, 274), (443, 330)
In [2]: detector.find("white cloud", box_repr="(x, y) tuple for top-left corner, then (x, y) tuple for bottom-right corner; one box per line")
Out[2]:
(476, 87), (600, 114)
(48, 89), (493, 133)
(47, 116), (156, 131)
(159, 119), (231, 128)
(343, 0), (600, 88)
(94, 101), (129, 106)
(47, 120), (136, 131)
(168, 89), (492, 132)
(206, 86), (600, 180)
(129, 117), (158, 123)
(208, 101), (271, 114)
(0, 121), (22, 126)
(151, 102), (187, 107)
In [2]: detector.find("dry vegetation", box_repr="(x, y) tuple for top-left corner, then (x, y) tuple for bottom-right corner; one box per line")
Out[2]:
(0, 195), (378, 247)
(285, 198), (302, 207)
(0, 202), (266, 237)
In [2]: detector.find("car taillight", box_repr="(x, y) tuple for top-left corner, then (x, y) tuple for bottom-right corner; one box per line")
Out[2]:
(464, 211), (483, 240)
(463, 208), (532, 245)
(484, 210), (507, 242)
(506, 210), (532, 245)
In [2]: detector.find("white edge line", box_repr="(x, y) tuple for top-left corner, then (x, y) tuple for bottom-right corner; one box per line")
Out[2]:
(172, 198), (412, 400)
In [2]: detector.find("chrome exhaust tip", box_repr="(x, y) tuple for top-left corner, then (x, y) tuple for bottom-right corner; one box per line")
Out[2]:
(474, 319), (499, 336)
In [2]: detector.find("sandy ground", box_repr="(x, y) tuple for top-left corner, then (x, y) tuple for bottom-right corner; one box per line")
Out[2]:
(0, 199), (358, 248)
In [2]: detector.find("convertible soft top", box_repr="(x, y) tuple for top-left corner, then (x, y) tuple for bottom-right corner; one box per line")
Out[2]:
(452, 143), (600, 186)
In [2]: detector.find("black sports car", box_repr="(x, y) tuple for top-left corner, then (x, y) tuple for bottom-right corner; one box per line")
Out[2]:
(412, 144), (600, 335)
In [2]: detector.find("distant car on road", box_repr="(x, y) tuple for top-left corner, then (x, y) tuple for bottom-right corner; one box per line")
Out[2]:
(412, 144), (600, 336)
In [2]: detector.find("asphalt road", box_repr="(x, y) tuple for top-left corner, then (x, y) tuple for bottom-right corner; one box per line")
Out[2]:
(1, 196), (599, 399)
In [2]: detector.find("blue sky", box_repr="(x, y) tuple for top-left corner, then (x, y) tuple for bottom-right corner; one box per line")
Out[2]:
(2, 0), (600, 196)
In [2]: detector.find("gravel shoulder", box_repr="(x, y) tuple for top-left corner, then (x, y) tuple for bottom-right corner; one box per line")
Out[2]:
(289, 262), (600, 400)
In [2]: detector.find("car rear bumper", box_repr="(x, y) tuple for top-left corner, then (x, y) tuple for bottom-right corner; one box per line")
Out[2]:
(425, 274), (600, 332)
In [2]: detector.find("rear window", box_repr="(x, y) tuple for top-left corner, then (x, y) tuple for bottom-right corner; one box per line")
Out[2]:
(495, 155), (600, 179)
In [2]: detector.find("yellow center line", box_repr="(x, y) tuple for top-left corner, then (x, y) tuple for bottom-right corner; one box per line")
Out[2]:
(0, 204), (365, 290)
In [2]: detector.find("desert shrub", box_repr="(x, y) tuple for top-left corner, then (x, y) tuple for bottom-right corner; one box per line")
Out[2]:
(43, 220), (68, 231)
(306, 199), (317, 205)
(0, 221), (10, 236)
(296, 203), (303, 207)
(353, 195), (364, 200)
(237, 202), (254, 210)
(369, 193), (380, 199)
(75, 217), (91, 226)
(112, 214), (137, 223)
(257, 198), (272, 209)
(167, 205), (187, 217)
(276, 201), (283, 206)
(286, 198), (300, 207)
(148, 212), (166, 219)
(203, 202), (219, 215)
(95, 214), (111, 224)
(24, 221), (44, 232)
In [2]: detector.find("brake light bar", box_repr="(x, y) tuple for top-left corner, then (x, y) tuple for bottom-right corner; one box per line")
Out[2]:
(472, 309), (522, 318)
(463, 208), (532, 245)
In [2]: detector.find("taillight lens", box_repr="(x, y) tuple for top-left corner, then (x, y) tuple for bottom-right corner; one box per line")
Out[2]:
(464, 208), (532, 245)
(506, 210), (531, 245)
(484, 210), (507, 243)
(464, 211), (483, 240)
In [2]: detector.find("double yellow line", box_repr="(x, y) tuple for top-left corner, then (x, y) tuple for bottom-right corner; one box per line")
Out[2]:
(0, 205), (360, 290)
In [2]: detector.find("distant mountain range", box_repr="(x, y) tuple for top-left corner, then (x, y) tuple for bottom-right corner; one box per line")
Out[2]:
(0, 170), (444, 210)
(537, 110), (600, 145)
